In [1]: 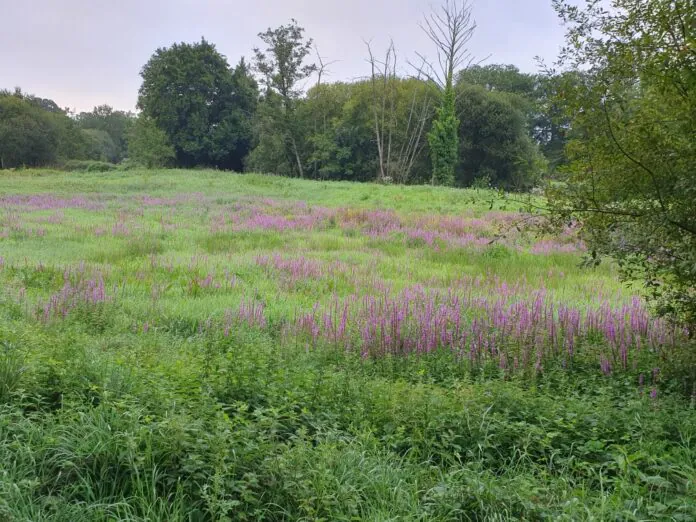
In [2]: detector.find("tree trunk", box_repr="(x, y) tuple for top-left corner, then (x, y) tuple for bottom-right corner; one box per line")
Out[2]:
(291, 136), (304, 178)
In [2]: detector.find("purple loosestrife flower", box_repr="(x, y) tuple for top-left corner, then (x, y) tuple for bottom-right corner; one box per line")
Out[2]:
(257, 267), (684, 379)
(38, 272), (110, 322)
(0, 194), (104, 211)
(652, 367), (660, 384)
(111, 222), (130, 236)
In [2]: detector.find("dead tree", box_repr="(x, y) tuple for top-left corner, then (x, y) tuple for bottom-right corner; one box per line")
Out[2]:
(413, 0), (478, 90)
(366, 41), (434, 184)
(314, 45), (338, 89)
(409, 0), (479, 185)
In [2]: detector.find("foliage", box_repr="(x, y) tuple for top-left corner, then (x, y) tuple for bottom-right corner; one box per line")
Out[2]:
(245, 60), (560, 188)
(0, 169), (694, 519)
(62, 159), (117, 172)
(254, 19), (316, 102)
(248, 64), (545, 189)
(76, 105), (134, 163)
(0, 93), (58, 168)
(458, 64), (570, 171)
(251, 19), (317, 178)
(429, 86), (459, 186)
(532, 73), (573, 172)
(456, 84), (546, 190)
(137, 39), (257, 170)
(305, 79), (436, 183)
(249, 77), (437, 183)
(126, 116), (175, 168)
(246, 94), (298, 177)
(304, 82), (361, 180)
(548, 0), (696, 327)
(0, 90), (88, 169)
(458, 64), (537, 97)
(82, 128), (119, 163)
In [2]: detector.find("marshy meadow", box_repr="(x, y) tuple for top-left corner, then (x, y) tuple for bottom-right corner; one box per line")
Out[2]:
(0, 169), (694, 520)
(2, 0), (696, 519)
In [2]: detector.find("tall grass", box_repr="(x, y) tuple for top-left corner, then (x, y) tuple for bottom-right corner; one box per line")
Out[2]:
(0, 168), (694, 520)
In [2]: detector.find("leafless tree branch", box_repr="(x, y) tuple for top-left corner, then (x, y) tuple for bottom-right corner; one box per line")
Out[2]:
(413, 0), (477, 89)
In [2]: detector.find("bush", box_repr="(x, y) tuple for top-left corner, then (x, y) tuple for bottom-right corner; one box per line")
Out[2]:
(62, 159), (116, 172)
(115, 158), (140, 171)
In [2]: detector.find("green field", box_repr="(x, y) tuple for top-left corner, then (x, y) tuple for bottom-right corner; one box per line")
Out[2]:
(1, 169), (694, 521)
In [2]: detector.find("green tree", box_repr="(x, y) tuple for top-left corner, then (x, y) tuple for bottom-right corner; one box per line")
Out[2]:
(457, 64), (540, 134)
(304, 82), (356, 180)
(21, 92), (63, 113)
(0, 94), (57, 168)
(215, 59), (258, 172)
(458, 64), (537, 97)
(428, 88), (459, 186)
(457, 64), (570, 172)
(251, 20), (316, 177)
(137, 39), (257, 170)
(548, 0), (696, 326)
(82, 128), (118, 162)
(0, 89), (88, 168)
(77, 105), (134, 162)
(532, 73), (571, 172)
(456, 84), (545, 190)
(127, 116), (175, 168)
(302, 79), (436, 182)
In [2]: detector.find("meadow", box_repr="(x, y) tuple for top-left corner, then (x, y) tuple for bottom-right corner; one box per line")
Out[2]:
(1, 169), (695, 521)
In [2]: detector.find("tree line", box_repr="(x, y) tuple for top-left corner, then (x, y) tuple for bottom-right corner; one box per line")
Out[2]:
(0, 3), (570, 190)
(0, 89), (138, 170)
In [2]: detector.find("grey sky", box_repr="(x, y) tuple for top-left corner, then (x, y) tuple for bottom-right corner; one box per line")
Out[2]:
(1, 0), (566, 113)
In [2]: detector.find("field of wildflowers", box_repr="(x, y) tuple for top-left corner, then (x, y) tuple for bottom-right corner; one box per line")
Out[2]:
(1, 169), (695, 520)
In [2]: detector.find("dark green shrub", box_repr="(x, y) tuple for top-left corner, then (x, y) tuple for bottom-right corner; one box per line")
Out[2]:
(63, 159), (116, 172)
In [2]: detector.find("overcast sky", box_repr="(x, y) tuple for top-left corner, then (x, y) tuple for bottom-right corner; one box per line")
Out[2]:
(1, 0), (567, 113)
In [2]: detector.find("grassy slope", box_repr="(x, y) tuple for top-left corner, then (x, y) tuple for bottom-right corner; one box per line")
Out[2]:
(0, 169), (694, 521)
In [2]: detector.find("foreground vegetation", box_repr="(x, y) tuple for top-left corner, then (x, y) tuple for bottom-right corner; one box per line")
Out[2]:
(0, 169), (694, 520)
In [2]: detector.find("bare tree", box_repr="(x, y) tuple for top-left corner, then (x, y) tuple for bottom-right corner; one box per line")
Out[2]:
(414, 0), (477, 89)
(314, 45), (338, 89)
(394, 72), (433, 183)
(410, 0), (478, 186)
(366, 40), (394, 182)
(366, 41), (434, 184)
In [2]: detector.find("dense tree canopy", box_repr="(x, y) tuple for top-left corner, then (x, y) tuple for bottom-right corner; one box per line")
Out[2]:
(455, 84), (545, 189)
(127, 116), (176, 168)
(137, 39), (257, 170)
(302, 78), (437, 183)
(458, 64), (570, 171)
(2, 20), (565, 190)
(0, 90), (88, 168)
(82, 128), (118, 163)
(0, 94), (58, 168)
(458, 64), (537, 97)
(77, 105), (134, 163)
